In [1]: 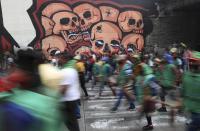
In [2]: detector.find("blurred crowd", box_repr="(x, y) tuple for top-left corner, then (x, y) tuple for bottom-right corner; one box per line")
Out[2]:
(0, 42), (200, 131)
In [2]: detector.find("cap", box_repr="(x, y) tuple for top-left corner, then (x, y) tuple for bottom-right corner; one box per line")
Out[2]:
(127, 48), (134, 53)
(101, 56), (109, 62)
(55, 50), (61, 55)
(7, 57), (14, 63)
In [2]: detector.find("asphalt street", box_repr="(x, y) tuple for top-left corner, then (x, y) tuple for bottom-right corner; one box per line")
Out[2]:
(78, 82), (186, 131)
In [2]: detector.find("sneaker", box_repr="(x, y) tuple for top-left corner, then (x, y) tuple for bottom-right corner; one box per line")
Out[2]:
(186, 119), (192, 125)
(76, 116), (81, 119)
(143, 125), (153, 130)
(84, 96), (89, 100)
(127, 107), (135, 111)
(110, 107), (117, 112)
(94, 95), (100, 99)
(157, 107), (167, 112)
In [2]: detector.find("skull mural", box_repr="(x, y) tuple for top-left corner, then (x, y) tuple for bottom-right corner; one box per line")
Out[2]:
(122, 33), (144, 53)
(118, 11), (144, 34)
(73, 3), (101, 41)
(51, 11), (82, 44)
(91, 21), (122, 54)
(41, 35), (66, 60)
(99, 6), (119, 22)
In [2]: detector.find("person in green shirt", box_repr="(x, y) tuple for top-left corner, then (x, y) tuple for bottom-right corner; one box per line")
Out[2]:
(181, 53), (200, 131)
(158, 54), (179, 112)
(153, 58), (162, 83)
(110, 55), (135, 111)
(134, 61), (160, 130)
(98, 56), (113, 97)
(132, 55), (162, 130)
(92, 57), (102, 88)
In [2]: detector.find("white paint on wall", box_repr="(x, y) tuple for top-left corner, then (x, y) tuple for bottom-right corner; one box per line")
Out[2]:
(1, 0), (36, 47)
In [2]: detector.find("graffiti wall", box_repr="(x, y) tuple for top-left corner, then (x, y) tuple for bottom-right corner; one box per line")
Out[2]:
(0, 0), (155, 59)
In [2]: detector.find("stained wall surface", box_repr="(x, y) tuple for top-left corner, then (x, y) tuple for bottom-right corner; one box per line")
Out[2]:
(0, 0), (199, 59)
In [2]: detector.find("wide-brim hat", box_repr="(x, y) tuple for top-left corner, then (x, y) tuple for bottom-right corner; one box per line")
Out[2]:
(129, 53), (140, 60)
(170, 48), (177, 53)
(74, 55), (81, 60)
(180, 42), (187, 48)
(115, 54), (127, 61)
(154, 58), (161, 63)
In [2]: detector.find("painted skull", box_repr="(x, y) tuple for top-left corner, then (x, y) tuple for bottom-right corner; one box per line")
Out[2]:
(91, 21), (122, 54)
(51, 11), (82, 44)
(41, 35), (66, 60)
(122, 33), (144, 53)
(73, 3), (101, 41)
(41, 3), (72, 36)
(99, 6), (119, 22)
(118, 11), (144, 34)
(42, 3), (72, 18)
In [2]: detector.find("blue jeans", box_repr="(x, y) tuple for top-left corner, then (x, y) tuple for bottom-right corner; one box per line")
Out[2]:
(75, 100), (81, 119)
(113, 89), (135, 109)
(99, 80), (105, 95)
(187, 112), (200, 131)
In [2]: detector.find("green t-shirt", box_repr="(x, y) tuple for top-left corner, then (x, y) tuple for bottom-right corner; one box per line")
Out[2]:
(101, 63), (112, 77)
(183, 71), (200, 113)
(160, 64), (176, 88)
(63, 59), (77, 69)
(154, 69), (161, 82)
(117, 64), (129, 88)
(142, 63), (153, 75)
(93, 63), (101, 76)
(0, 88), (65, 131)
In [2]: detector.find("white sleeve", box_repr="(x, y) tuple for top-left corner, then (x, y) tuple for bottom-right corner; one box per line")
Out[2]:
(60, 70), (71, 86)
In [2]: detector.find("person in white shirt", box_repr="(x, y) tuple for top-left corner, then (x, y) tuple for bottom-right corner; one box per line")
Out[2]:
(58, 52), (80, 131)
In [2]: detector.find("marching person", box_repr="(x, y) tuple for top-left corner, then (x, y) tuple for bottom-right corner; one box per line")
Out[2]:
(110, 54), (135, 112)
(158, 54), (179, 112)
(75, 55), (89, 98)
(58, 52), (81, 131)
(181, 51), (200, 131)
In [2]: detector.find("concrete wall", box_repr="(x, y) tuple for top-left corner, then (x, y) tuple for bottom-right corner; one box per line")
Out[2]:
(146, 9), (200, 51)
